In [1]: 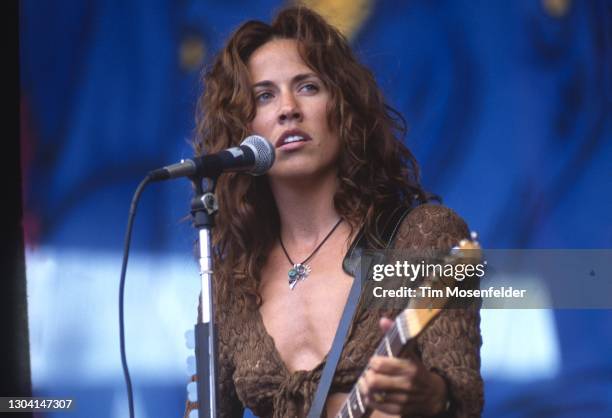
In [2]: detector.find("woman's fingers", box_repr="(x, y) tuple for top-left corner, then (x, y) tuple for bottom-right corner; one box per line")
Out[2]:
(369, 397), (429, 416)
(379, 316), (394, 333)
(358, 354), (446, 415)
(363, 368), (415, 393)
(369, 355), (418, 376)
(358, 375), (431, 416)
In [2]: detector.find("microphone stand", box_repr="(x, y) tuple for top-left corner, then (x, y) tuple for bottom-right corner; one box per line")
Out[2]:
(190, 175), (219, 418)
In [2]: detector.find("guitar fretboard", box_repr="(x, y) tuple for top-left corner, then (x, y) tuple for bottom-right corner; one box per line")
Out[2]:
(334, 308), (440, 418)
(331, 237), (481, 418)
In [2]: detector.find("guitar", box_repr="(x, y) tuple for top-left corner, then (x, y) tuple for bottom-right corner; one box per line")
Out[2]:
(327, 234), (482, 418)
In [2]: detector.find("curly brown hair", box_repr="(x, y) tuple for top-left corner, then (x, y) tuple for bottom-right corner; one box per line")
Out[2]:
(194, 5), (431, 313)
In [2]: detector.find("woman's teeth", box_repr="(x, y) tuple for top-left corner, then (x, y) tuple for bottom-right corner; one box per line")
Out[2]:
(284, 135), (304, 144)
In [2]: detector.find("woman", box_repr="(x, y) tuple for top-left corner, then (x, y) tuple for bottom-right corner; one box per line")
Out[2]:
(185, 5), (482, 418)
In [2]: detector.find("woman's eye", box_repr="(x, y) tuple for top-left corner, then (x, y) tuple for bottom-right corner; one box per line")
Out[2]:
(255, 92), (273, 102)
(300, 83), (319, 93)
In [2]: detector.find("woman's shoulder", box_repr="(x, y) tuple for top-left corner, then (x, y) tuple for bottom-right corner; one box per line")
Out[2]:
(394, 203), (470, 250)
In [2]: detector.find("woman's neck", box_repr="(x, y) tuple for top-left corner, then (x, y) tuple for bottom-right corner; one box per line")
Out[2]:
(268, 174), (342, 248)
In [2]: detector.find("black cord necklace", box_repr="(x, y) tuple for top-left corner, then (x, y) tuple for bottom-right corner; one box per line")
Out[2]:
(279, 218), (344, 289)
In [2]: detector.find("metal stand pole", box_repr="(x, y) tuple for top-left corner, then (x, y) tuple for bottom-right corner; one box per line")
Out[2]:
(191, 177), (219, 418)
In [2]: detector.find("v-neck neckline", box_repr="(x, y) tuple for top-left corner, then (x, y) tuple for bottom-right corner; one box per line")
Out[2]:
(254, 301), (330, 377)
(252, 226), (368, 376)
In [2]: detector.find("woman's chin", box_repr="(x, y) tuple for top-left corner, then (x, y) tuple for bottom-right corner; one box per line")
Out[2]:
(267, 164), (338, 185)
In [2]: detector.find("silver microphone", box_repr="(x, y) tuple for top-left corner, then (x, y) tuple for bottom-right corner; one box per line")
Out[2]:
(149, 135), (275, 181)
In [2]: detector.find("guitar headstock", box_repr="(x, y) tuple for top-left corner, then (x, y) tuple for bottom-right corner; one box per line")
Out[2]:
(448, 231), (482, 266)
(398, 231), (483, 340)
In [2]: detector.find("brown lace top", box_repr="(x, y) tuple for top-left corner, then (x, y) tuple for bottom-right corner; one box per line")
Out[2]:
(184, 204), (484, 418)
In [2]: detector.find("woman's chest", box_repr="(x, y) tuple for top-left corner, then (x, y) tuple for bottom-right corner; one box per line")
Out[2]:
(258, 262), (354, 373)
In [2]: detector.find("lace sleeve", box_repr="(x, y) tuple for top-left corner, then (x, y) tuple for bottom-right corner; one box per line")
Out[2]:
(395, 204), (484, 418)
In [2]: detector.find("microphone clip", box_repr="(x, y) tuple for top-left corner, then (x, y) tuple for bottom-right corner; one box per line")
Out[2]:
(200, 192), (219, 216)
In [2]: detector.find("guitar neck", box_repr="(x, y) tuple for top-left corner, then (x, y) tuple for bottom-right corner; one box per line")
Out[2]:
(333, 308), (441, 418)
(332, 236), (481, 418)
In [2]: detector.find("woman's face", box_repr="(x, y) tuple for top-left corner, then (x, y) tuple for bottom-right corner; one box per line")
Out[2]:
(247, 38), (341, 182)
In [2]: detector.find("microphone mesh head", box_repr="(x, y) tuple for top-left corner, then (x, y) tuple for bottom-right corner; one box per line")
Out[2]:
(241, 135), (275, 175)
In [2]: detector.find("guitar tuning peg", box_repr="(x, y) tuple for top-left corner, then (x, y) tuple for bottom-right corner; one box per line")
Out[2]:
(470, 231), (479, 241)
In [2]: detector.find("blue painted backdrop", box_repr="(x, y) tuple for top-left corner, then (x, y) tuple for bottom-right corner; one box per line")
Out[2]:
(20, 1), (611, 417)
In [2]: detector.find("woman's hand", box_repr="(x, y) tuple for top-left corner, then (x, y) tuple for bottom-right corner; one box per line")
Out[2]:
(357, 317), (449, 417)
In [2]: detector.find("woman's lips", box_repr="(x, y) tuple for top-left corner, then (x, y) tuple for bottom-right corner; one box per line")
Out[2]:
(275, 130), (312, 148)
(277, 138), (309, 151)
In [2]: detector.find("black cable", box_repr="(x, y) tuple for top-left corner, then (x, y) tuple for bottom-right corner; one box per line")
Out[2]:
(119, 175), (152, 418)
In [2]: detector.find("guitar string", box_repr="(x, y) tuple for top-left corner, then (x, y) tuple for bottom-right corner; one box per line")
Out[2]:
(340, 243), (471, 417)
(340, 323), (406, 415)
(341, 327), (398, 415)
(340, 330), (403, 416)
(374, 325), (400, 358)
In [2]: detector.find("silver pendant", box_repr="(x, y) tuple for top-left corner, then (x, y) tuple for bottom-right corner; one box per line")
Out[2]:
(288, 263), (311, 289)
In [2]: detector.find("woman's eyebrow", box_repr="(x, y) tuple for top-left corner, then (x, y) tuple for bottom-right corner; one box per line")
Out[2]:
(251, 73), (318, 89)
(292, 73), (318, 84)
(252, 80), (275, 89)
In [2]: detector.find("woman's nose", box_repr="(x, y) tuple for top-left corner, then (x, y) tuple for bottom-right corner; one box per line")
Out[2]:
(278, 93), (302, 123)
